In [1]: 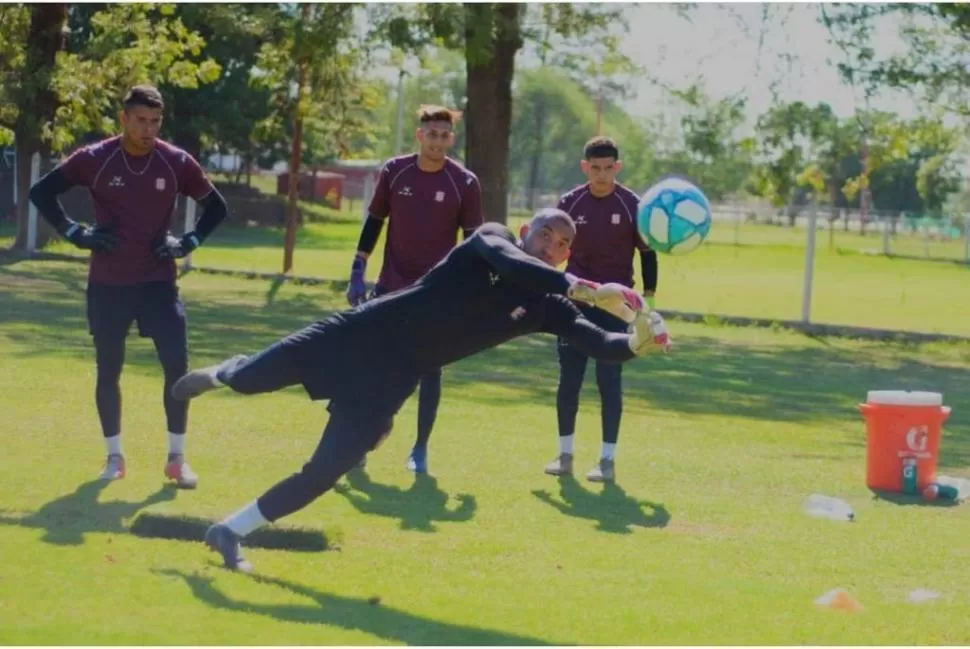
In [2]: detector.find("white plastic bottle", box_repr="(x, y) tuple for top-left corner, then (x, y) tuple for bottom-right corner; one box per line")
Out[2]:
(803, 494), (855, 521)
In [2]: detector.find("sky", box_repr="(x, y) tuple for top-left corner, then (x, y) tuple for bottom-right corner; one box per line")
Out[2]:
(615, 2), (918, 123)
(368, 2), (922, 127)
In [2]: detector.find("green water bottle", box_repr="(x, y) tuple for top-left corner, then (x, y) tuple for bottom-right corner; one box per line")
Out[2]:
(936, 483), (960, 501)
(902, 458), (918, 495)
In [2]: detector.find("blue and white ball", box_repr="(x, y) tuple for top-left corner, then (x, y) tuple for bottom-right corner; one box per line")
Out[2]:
(636, 176), (713, 255)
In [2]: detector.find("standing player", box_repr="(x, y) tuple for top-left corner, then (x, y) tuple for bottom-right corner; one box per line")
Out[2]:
(28, 85), (228, 488)
(172, 209), (671, 572)
(544, 136), (659, 483)
(345, 105), (482, 473)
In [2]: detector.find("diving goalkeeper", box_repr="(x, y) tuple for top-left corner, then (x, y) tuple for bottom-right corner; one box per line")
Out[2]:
(171, 208), (671, 572)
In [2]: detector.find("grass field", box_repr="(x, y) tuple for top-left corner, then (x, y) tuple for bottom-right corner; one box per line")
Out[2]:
(1, 259), (970, 644)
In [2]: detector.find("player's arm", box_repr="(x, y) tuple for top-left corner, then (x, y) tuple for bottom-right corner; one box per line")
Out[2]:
(468, 224), (572, 295)
(154, 156), (230, 260)
(543, 297), (636, 362)
(346, 215), (385, 305)
(29, 166), (118, 251)
(347, 163), (394, 304)
(459, 171), (484, 240)
(542, 296), (672, 360)
(156, 188), (229, 259)
(639, 247), (658, 308)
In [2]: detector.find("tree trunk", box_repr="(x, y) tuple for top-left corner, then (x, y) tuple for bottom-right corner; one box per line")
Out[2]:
(464, 3), (523, 225)
(525, 95), (547, 211)
(12, 3), (67, 251)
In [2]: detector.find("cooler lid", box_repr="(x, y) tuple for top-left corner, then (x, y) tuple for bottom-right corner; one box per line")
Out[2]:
(866, 390), (943, 406)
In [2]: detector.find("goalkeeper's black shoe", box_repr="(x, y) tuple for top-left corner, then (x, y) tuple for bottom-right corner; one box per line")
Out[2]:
(204, 523), (252, 573)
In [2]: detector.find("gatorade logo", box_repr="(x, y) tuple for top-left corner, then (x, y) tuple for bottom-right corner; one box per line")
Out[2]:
(906, 426), (929, 453)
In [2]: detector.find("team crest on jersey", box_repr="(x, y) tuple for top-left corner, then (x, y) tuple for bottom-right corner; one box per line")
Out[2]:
(156, 177), (166, 191)
(434, 191), (445, 202)
(611, 213), (621, 225)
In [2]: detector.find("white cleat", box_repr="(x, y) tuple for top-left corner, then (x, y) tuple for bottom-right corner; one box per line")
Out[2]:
(100, 454), (127, 481)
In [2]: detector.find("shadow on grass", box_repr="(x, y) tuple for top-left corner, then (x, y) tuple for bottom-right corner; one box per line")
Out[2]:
(154, 568), (562, 645)
(333, 470), (477, 532)
(869, 490), (962, 508)
(3, 259), (970, 472)
(0, 479), (332, 551)
(0, 480), (177, 546)
(531, 476), (670, 534)
(130, 512), (334, 551)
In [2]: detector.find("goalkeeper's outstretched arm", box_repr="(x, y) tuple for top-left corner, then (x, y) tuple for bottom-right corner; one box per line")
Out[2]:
(540, 297), (634, 363)
(542, 296), (672, 360)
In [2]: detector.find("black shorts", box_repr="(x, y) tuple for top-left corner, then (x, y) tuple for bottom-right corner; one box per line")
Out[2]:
(86, 281), (187, 343)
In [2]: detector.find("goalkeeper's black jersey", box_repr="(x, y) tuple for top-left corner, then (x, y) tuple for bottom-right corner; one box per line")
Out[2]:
(323, 223), (634, 374)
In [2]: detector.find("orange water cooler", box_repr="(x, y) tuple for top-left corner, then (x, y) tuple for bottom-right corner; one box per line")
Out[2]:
(858, 391), (951, 492)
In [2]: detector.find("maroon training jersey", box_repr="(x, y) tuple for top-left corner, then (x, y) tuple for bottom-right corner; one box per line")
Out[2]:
(367, 153), (483, 292)
(60, 136), (214, 285)
(557, 182), (649, 287)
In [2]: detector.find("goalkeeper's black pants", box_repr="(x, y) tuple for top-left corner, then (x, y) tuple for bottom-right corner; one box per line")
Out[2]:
(210, 334), (417, 523)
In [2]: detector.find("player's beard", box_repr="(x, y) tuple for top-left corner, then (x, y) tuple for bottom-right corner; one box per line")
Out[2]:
(123, 132), (155, 155)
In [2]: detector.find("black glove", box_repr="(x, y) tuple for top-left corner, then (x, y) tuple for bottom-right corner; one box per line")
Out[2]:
(63, 223), (119, 252)
(154, 231), (201, 260)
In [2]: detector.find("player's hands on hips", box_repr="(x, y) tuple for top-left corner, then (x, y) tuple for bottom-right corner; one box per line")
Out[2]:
(628, 309), (672, 356)
(347, 254), (368, 306)
(64, 223), (118, 252)
(153, 231), (200, 260)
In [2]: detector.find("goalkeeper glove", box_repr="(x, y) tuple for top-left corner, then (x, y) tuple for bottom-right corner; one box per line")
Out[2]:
(567, 275), (644, 324)
(628, 309), (672, 356)
(154, 231), (201, 260)
(346, 254), (368, 306)
(565, 274), (600, 303)
(63, 222), (118, 252)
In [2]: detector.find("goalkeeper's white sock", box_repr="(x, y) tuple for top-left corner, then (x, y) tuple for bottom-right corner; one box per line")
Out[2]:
(168, 432), (185, 456)
(223, 501), (269, 538)
(105, 435), (122, 456)
(602, 442), (617, 461)
(559, 434), (575, 455)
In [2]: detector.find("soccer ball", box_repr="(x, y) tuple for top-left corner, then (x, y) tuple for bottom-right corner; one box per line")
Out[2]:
(636, 176), (712, 255)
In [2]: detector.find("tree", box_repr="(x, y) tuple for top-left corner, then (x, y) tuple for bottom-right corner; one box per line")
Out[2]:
(1, 4), (67, 250)
(654, 85), (753, 202)
(372, 3), (631, 223)
(252, 3), (384, 272)
(1, 3), (220, 250)
(822, 4), (970, 117)
(749, 101), (820, 223)
(155, 4), (283, 165)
